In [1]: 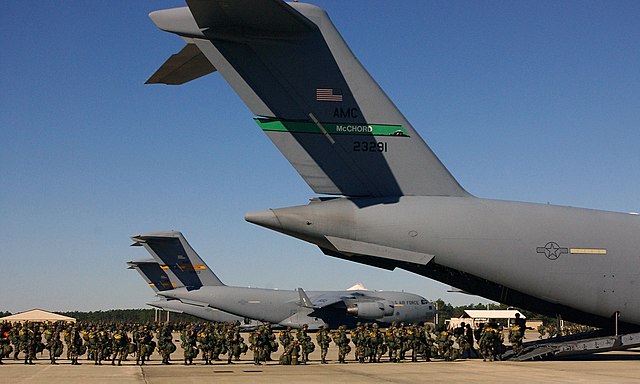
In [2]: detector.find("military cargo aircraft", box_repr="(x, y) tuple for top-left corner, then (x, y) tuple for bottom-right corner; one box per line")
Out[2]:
(128, 259), (259, 326)
(147, 1), (640, 332)
(131, 231), (436, 329)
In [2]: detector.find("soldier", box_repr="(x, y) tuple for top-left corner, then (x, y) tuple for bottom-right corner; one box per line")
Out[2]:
(45, 329), (63, 365)
(456, 329), (470, 359)
(436, 329), (454, 361)
(465, 323), (477, 358)
(68, 326), (84, 365)
(9, 322), (21, 361)
(180, 326), (199, 365)
(296, 324), (314, 364)
(510, 313), (528, 356)
(94, 326), (110, 365)
(368, 323), (383, 363)
(316, 325), (331, 364)
(537, 323), (547, 339)
(156, 324), (175, 365)
(249, 328), (265, 365)
(398, 323), (409, 361)
(20, 322), (37, 365)
(112, 326), (130, 366)
(0, 322), (11, 365)
(278, 326), (293, 350)
(332, 325), (351, 364)
(135, 326), (153, 366)
(351, 323), (364, 363)
(290, 339), (301, 365)
(405, 324), (419, 362)
(478, 322), (502, 362)
(197, 325), (213, 364)
(385, 323), (400, 363)
(226, 326), (244, 364)
(264, 323), (278, 361)
(420, 324), (435, 361)
(278, 341), (292, 365)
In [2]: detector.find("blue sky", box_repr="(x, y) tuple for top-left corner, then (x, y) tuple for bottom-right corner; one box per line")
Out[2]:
(1, 0), (639, 313)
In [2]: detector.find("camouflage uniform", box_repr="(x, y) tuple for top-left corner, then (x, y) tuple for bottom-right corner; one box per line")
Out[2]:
(226, 326), (245, 364)
(181, 327), (199, 365)
(385, 324), (400, 363)
(351, 323), (364, 363)
(68, 326), (85, 365)
(135, 326), (153, 365)
(315, 325), (331, 364)
(157, 325), (175, 365)
(112, 327), (130, 366)
(437, 330), (455, 361)
(369, 323), (385, 363)
(20, 322), (38, 365)
(0, 322), (11, 364)
(44, 329), (63, 365)
(296, 324), (314, 364)
(332, 325), (351, 364)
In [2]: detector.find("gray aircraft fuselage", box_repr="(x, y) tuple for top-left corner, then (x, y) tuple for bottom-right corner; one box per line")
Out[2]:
(246, 196), (640, 329)
(160, 285), (434, 330)
(146, 299), (255, 325)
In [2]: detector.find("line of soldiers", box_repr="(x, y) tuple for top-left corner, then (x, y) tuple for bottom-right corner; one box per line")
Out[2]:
(537, 322), (595, 339)
(1, 319), (510, 366)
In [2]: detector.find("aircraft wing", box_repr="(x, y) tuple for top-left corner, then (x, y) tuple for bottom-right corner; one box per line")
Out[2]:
(300, 289), (369, 309)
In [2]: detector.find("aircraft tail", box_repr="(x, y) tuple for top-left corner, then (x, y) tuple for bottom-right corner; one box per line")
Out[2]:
(127, 259), (177, 292)
(130, 231), (225, 289)
(148, 0), (469, 198)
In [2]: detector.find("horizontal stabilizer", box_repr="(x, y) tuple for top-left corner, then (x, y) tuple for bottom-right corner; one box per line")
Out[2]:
(146, 43), (216, 85)
(326, 236), (434, 266)
(187, 0), (316, 35)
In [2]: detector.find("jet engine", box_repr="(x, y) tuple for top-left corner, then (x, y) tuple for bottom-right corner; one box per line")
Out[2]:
(346, 301), (394, 319)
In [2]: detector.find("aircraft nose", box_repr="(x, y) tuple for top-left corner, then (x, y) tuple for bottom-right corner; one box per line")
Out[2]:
(245, 209), (282, 231)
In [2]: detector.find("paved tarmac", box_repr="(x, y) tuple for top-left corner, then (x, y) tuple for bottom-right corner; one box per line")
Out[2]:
(3, 347), (639, 384)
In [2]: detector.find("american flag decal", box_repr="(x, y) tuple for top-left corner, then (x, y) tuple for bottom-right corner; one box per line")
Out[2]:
(316, 88), (343, 102)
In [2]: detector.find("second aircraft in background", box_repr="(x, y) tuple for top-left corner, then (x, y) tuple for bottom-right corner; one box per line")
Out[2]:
(130, 231), (435, 330)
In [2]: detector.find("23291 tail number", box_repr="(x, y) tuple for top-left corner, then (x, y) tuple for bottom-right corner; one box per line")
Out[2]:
(353, 141), (388, 152)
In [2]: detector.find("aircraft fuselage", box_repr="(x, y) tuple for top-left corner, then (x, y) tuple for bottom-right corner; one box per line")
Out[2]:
(246, 196), (640, 329)
(160, 285), (435, 329)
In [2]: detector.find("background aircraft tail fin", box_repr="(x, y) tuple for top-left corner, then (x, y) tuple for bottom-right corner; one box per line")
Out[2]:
(127, 259), (177, 292)
(149, 1), (469, 198)
(130, 231), (225, 288)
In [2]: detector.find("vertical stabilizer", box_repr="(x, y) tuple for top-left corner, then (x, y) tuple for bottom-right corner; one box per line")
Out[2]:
(130, 231), (225, 288)
(148, 1), (469, 198)
(127, 259), (177, 292)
